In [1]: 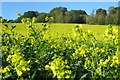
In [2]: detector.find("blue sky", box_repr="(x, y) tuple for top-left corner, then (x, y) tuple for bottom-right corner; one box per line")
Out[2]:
(2, 2), (118, 20)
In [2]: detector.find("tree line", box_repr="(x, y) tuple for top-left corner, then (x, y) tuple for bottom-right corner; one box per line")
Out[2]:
(0, 6), (120, 25)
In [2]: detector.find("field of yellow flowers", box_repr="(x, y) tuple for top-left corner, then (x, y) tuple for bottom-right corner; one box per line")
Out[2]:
(1, 17), (120, 79)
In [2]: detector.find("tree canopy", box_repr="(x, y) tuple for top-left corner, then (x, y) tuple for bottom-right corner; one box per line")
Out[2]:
(2, 6), (120, 25)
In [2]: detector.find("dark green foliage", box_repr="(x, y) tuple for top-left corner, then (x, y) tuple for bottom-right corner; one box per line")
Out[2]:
(0, 17), (7, 23)
(23, 11), (39, 19)
(1, 6), (119, 25)
(87, 7), (120, 25)
(14, 16), (23, 23)
(15, 11), (39, 23)
(96, 8), (107, 15)
(49, 6), (67, 23)
(7, 20), (14, 23)
(65, 10), (87, 23)
(36, 12), (47, 23)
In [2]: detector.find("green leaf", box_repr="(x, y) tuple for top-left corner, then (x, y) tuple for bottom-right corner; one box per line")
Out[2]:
(80, 73), (88, 79)
(3, 72), (12, 79)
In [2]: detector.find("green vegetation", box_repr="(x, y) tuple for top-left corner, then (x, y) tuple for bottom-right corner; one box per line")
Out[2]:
(1, 17), (120, 79)
(1, 6), (120, 25)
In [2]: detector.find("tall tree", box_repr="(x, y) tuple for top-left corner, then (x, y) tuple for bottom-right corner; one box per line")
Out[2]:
(14, 16), (23, 23)
(23, 11), (39, 19)
(86, 10), (96, 24)
(65, 10), (87, 23)
(49, 6), (67, 23)
(96, 8), (107, 15)
(108, 6), (116, 15)
(36, 12), (47, 23)
(96, 8), (107, 24)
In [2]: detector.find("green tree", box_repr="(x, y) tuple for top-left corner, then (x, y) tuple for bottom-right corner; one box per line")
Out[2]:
(36, 12), (47, 23)
(14, 16), (23, 23)
(107, 6), (119, 25)
(96, 8), (107, 25)
(96, 14), (106, 25)
(65, 10), (87, 23)
(49, 6), (67, 23)
(0, 16), (3, 23)
(105, 14), (113, 24)
(108, 6), (116, 15)
(0, 17), (7, 23)
(86, 10), (96, 24)
(7, 20), (15, 23)
(23, 11), (39, 19)
(96, 8), (107, 15)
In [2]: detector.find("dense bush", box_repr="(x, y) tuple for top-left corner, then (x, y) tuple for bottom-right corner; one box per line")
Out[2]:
(1, 17), (120, 80)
